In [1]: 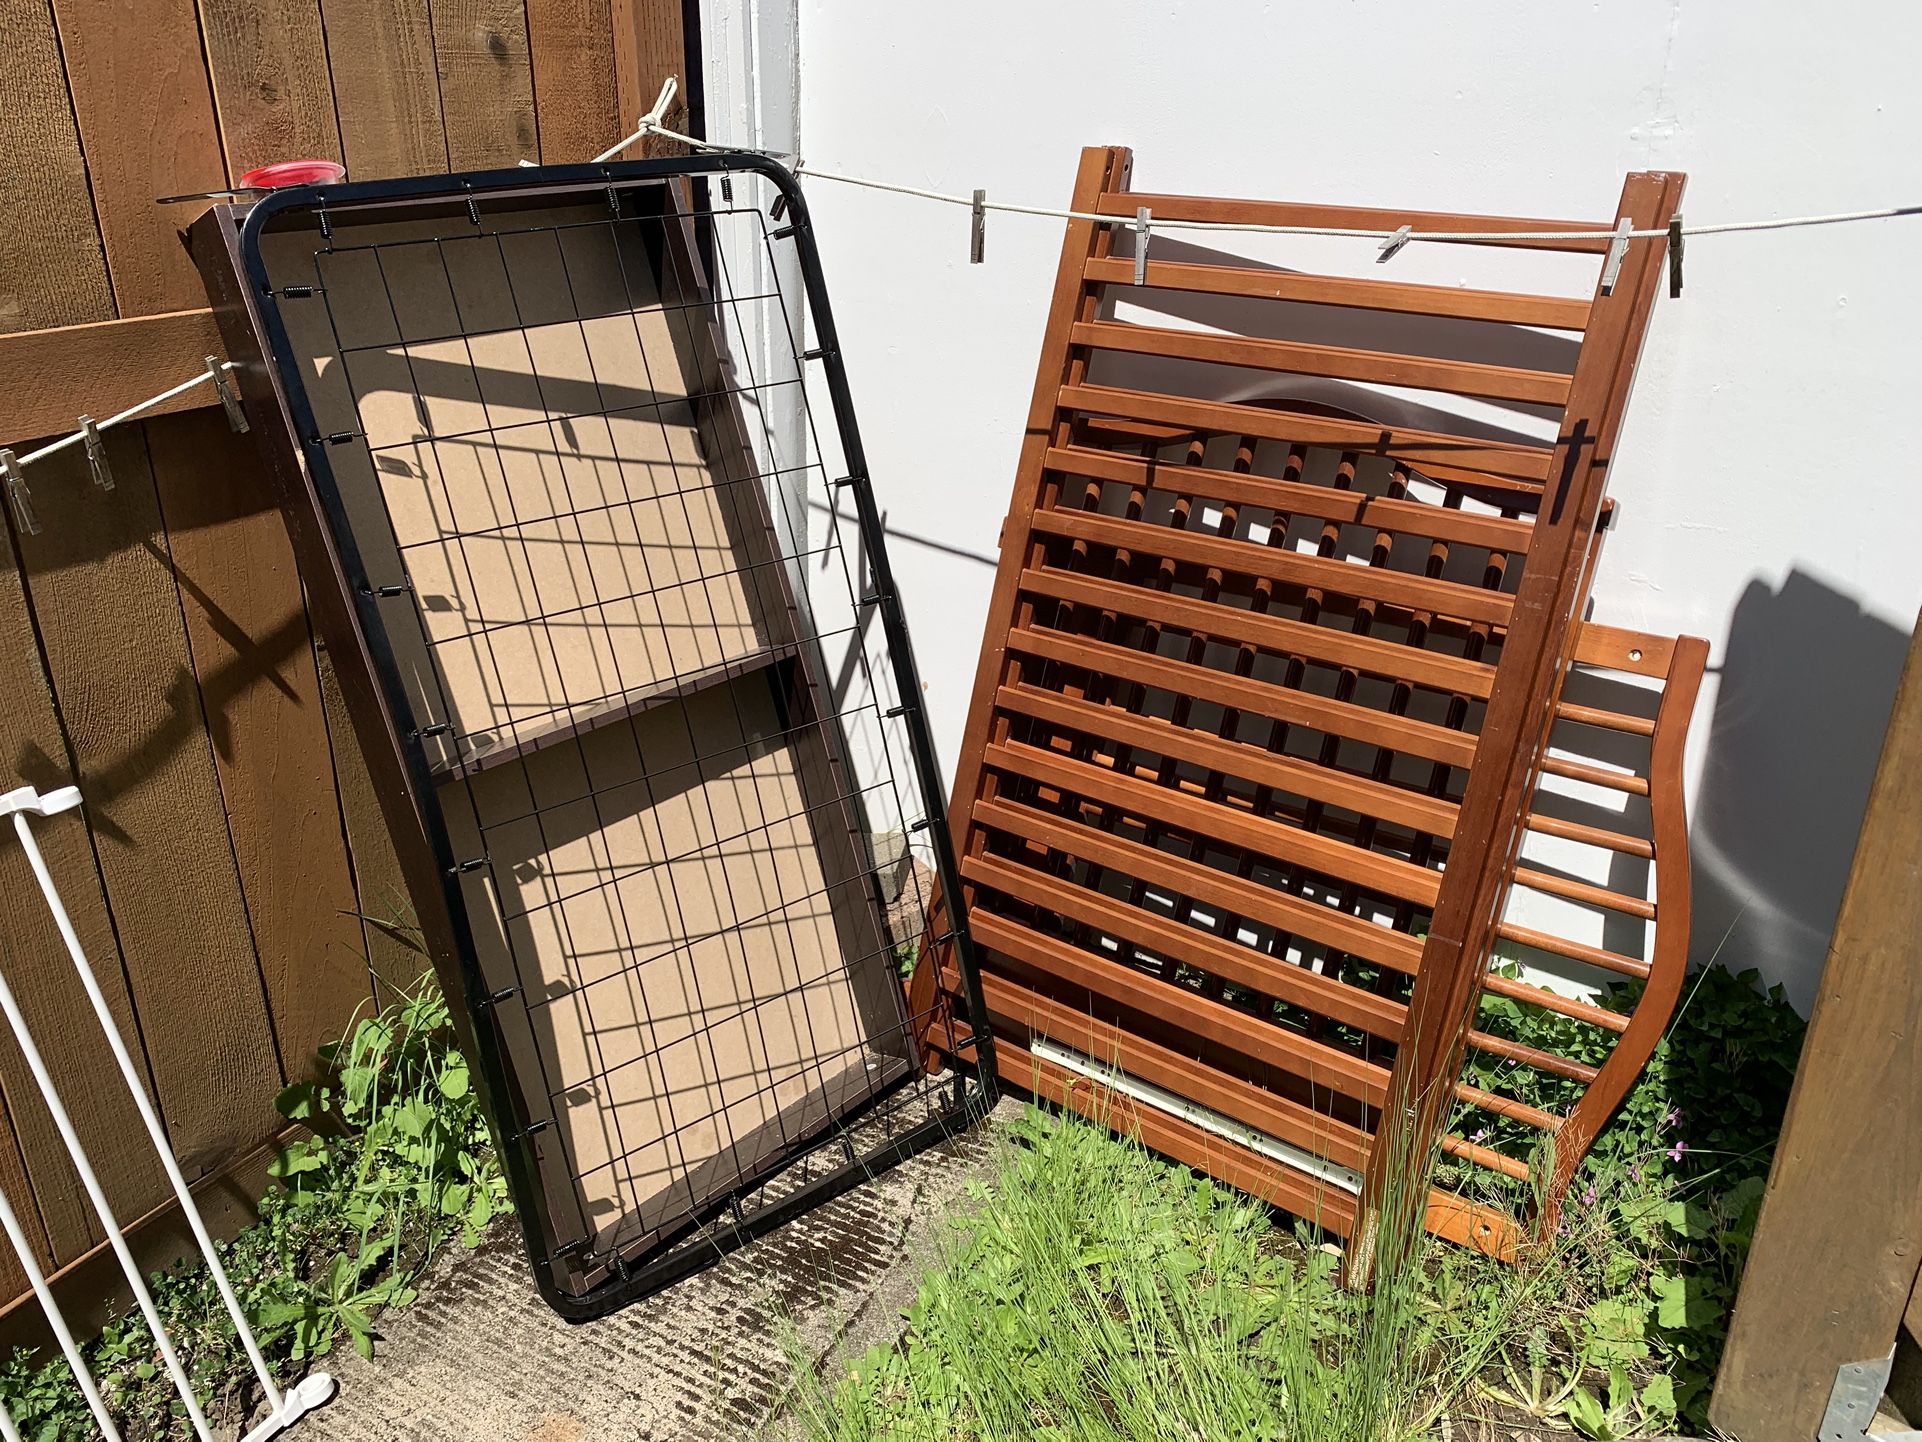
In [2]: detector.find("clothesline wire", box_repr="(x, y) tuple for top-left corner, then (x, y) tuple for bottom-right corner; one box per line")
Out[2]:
(10, 74), (1919, 478)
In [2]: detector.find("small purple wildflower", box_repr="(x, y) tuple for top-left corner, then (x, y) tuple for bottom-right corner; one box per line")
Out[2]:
(1581, 1183), (1598, 1207)
(1666, 1139), (1689, 1163)
(1660, 1107), (1685, 1132)
(1470, 1128), (1489, 1144)
(1630, 1164), (1643, 1183)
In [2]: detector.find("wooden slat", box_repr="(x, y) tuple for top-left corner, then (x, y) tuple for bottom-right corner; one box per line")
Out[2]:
(1006, 621), (1480, 769)
(960, 962), (1373, 1169)
(1494, 921), (1651, 980)
(973, 795), (1422, 976)
(1009, 1037), (1362, 1232)
(1571, 620), (1676, 677)
(1043, 444), (1538, 554)
(985, 738), (1442, 909)
(1481, 972), (1630, 1033)
(0, 309), (228, 448)
(1525, 811), (1653, 859)
(1082, 256), (1592, 331)
(1539, 754), (1650, 795)
(1443, 1134), (1532, 1181)
(1071, 319), (1573, 407)
(970, 910), (1389, 1107)
(13, 434), (284, 1176)
(147, 410), (371, 1080)
(320, 0), (449, 178)
(1060, 382), (1554, 484)
(198, 0), (346, 175)
(51, 0), (228, 314)
(1019, 565), (1499, 701)
(1556, 697), (1655, 737)
(1094, 191), (1614, 254)
(964, 853), (1407, 1040)
(525, 0), (618, 163)
(1454, 1082), (1559, 1131)
(997, 683), (1459, 839)
(1466, 1030), (1599, 1085)
(432, 0), (539, 168)
(1031, 504), (1515, 627)
(0, 0), (114, 333)
(1512, 864), (1656, 920)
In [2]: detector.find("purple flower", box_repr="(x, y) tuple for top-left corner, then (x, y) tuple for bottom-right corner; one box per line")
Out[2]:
(1660, 1107), (1685, 1132)
(1581, 1184), (1598, 1207)
(1470, 1128), (1489, 1144)
(1630, 1164), (1643, 1183)
(1666, 1140), (1689, 1163)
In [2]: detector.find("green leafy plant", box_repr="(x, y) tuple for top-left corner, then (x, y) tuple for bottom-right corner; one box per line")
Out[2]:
(0, 965), (508, 1440)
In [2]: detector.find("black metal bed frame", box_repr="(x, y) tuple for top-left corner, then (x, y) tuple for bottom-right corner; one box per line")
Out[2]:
(189, 152), (997, 1320)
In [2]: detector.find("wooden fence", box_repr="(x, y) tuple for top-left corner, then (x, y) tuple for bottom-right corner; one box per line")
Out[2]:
(0, 0), (691, 1329)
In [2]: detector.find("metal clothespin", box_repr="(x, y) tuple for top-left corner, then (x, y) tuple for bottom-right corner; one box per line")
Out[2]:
(79, 417), (114, 491)
(970, 189), (987, 264)
(1132, 206), (1151, 285)
(1667, 214), (1684, 298)
(1, 451), (38, 537)
(1599, 216), (1633, 294)
(1377, 225), (1413, 264)
(208, 358), (248, 434)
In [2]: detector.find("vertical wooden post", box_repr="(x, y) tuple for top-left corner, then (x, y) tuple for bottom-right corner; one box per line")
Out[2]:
(1712, 610), (1922, 1442)
(1350, 169), (1685, 1282)
(611, 0), (691, 153)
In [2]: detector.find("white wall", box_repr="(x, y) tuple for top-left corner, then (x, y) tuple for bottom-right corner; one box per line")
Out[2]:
(713, 0), (1922, 1011)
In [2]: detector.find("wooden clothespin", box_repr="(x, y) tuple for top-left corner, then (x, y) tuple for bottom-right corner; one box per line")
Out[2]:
(970, 189), (987, 264)
(208, 358), (248, 433)
(1600, 217), (1633, 295)
(79, 417), (114, 491)
(1377, 225), (1413, 264)
(1, 451), (38, 537)
(1667, 214), (1684, 298)
(1132, 206), (1151, 285)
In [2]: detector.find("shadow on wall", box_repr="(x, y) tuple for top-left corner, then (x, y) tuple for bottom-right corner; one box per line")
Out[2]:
(1690, 570), (1913, 1013)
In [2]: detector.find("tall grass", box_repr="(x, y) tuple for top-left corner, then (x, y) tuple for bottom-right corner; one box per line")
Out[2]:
(782, 1098), (1554, 1442)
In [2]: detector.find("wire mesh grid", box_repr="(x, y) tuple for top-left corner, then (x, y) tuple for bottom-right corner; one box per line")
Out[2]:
(235, 158), (994, 1314)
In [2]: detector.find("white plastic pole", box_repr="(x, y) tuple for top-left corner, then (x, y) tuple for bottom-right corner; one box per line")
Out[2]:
(0, 785), (335, 1440)
(0, 1182), (121, 1439)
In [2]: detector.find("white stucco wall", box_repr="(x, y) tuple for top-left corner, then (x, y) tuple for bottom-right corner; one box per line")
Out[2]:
(708, 0), (1922, 1012)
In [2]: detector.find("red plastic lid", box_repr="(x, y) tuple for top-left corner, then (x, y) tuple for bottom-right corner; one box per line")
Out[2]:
(240, 159), (346, 189)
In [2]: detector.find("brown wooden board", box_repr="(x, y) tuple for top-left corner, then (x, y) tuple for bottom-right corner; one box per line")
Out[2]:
(192, 156), (995, 1316)
(920, 148), (1696, 1262)
(1711, 612), (1922, 1442)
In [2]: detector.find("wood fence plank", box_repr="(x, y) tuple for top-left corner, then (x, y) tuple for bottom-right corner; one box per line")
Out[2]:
(610, 0), (686, 155)
(146, 410), (372, 1081)
(0, 309), (226, 449)
(198, 0), (346, 176)
(433, 0), (539, 168)
(315, 646), (424, 997)
(320, 0), (449, 178)
(0, 508), (164, 1272)
(11, 432), (283, 1178)
(0, 0), (114, 334)
(1712, 613), (1922, 1442)
(526, 0), (616, 163)
(49, 0), (228, 316)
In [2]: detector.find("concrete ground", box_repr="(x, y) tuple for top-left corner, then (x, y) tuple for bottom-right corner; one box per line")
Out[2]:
(287, 1099), (1017, 1442)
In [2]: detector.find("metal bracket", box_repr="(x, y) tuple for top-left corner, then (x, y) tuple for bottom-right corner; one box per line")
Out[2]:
(1821, 1352), (1922, 1442)
(1600, 216), (1634, 295)
(1, 450), (38, 537)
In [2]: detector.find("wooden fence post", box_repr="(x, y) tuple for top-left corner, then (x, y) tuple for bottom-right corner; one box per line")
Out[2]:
(1712, 609), (1922, 1441)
